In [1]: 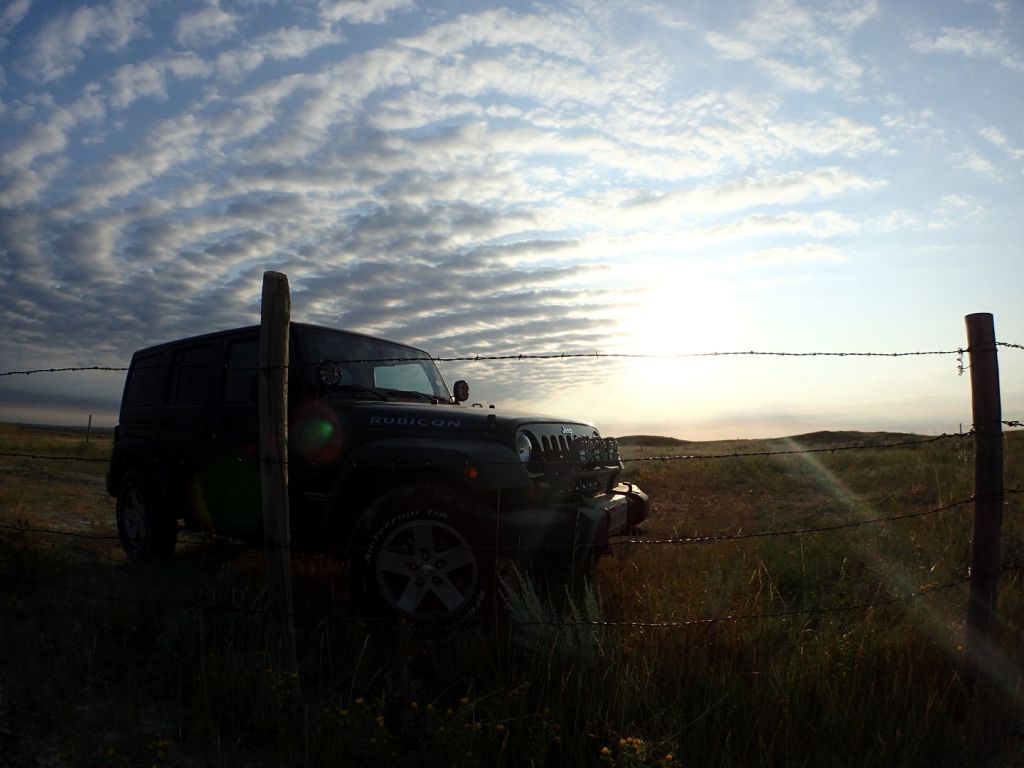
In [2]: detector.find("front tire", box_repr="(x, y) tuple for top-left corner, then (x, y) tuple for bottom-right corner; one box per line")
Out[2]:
(116, 470), (177, 561)
(348, 484), (492, 625)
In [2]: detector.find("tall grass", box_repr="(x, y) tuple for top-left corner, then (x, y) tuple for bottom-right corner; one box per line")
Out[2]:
(1, 427), (1021, 766)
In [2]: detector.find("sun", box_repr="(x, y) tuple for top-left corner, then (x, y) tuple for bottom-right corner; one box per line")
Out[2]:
(616, 258), (744, 358)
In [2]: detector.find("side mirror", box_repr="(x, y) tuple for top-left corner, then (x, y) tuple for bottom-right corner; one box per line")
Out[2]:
(453, 380), (469, 402)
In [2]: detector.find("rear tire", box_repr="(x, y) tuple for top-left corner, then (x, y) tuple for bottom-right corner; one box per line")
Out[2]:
(348, 484), (492, 625)
(116, 470), (177, 561)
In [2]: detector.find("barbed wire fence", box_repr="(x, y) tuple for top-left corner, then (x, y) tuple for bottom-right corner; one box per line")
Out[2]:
(0, 338), (1020, 377)
(0, 418), (1019, 626)
(0, 291), (1021, 667)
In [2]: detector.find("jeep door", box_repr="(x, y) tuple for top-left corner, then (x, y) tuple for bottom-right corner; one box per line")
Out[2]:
(163, 341), (221, 528)
(198, 333), (263, 537)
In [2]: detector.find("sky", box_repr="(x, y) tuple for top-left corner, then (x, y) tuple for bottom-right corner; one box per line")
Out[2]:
(0, 0), (1021, 440)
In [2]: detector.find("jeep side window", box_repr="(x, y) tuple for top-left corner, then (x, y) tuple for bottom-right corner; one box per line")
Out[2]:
(124, 353), (168, 408)
(224, 339), (259, 404)
(170, 346), (216, 406)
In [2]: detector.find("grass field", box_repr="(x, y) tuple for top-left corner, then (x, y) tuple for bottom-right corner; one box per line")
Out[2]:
(1, 423), (1022, 767)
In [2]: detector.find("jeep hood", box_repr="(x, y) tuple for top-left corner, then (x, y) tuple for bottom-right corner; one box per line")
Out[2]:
(336, 399), (600, 437)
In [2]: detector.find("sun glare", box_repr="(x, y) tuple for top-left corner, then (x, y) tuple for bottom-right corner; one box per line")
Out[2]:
(617, 258), (743, 357)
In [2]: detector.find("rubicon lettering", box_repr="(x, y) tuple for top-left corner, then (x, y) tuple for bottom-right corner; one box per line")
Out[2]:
(369, 416), (462, 428)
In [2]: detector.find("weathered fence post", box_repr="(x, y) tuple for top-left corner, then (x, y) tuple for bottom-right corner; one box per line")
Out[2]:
(260, 270), (298, 675)
(964, 312), (1004, 677)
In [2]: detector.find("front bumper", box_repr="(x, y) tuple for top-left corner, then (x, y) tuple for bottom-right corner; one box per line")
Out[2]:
(489, 482), (648, 560)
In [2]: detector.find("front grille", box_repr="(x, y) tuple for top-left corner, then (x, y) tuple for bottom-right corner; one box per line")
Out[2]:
(525, 428), (620, 474)
(539, 433), (573, 463)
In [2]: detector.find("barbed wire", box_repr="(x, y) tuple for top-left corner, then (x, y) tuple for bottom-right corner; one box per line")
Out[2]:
(0, 570), (277, 618)
(1, 342), (1019, 631)
(0, 567), (983, 628)
(5, 337), (1023, 379)
(0, 492), (975, 553)
(516, 577), (973, 629)
(434, 349), (969, 362)
(0, 430), (983, 469)
(0, 345), (990, 379)
(0, 450), (109, 463)
(623, 432), (973, 463)
(0, 365), (127, 377)
(0, 521), (119, 541)
(609, 496), (974, 547)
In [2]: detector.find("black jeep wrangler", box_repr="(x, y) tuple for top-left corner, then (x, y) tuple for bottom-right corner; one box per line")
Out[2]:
(107, 323), (648, 623)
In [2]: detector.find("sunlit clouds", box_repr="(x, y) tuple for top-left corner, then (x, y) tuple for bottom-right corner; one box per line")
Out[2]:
(0, 0), (1022, 436)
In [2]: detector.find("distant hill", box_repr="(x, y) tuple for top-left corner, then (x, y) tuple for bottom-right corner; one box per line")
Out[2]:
(782, 430), (923, 447)
(617, 435), (692, 447)
(617, 430), (927, 449)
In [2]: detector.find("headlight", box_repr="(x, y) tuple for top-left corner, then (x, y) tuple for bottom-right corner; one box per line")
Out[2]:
(516, 432), (534, 463)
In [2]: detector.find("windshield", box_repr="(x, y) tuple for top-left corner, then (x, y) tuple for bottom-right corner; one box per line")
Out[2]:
(297, 326), (450, 401)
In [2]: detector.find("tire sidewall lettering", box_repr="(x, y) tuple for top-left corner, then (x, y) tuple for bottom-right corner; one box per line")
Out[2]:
(350, 486), (491, 624)
(362, 506), (449, 563)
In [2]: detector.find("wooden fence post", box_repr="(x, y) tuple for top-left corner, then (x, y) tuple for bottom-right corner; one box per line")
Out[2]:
(260, 270), (298, 675)
(964, 312), (1004, 676)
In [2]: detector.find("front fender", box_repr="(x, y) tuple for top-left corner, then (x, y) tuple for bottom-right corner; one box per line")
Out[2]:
(320, 439), (529, 546)
(107, 436), (173, 497)
(336, 438), (529, 491)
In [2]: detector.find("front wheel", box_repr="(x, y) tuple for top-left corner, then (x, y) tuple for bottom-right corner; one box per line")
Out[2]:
(116, 470), (177, 561)
(347, 485), (492, 625)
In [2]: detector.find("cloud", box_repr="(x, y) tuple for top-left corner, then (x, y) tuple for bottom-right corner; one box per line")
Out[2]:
(1, 112), (73, 171)
(174, 1), (238, 48)
(881, 110), (935, 136)
(952, 147), (1002, 180)
(936, 194), (984, 219)
(0, 0), (31, 48)
(213, 25), (343, 81)
(3, 0), (1018, 430)
(622, 167), (885, 220)
(108, 53), (210, 108)
(825, 0), (879, 33)
(738, 243), (847, 267)
(319, 0), (416, 25)
(978, 125), (1024, 162)
(20, 0), (151, 82)
(0, 85), (110, 204)
(704, 0), (873, 92)
(704, 210), (860, 241)
(910, 26), (1024, 71)
(0, 384), (121, 426)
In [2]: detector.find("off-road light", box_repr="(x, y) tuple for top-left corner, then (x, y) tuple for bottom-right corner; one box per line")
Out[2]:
(516, 432), (534, 463)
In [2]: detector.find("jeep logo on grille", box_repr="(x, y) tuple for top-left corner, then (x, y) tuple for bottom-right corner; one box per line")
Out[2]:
(561, 426), (574, 436)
